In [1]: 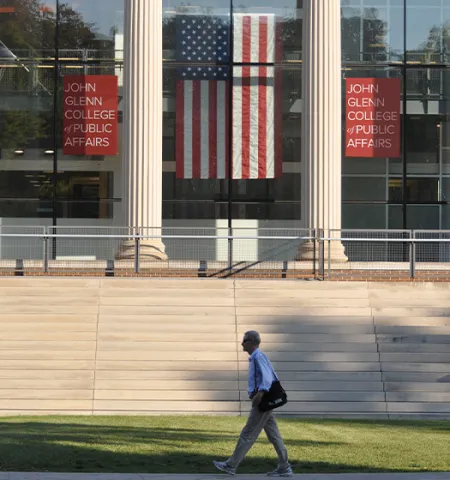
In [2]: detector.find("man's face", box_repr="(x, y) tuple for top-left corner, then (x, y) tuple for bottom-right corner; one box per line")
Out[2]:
(241, 336), (254, 354)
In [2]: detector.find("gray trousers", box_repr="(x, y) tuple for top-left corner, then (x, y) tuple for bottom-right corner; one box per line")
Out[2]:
(226, 406), (289, 470)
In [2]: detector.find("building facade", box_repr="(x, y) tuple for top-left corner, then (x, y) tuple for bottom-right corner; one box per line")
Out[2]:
(1, 0), (450, 259)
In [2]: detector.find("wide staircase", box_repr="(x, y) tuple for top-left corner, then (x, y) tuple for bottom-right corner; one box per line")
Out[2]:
(0, 278), (448, 418)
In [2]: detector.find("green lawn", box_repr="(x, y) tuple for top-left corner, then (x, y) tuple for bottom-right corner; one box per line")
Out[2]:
(0, 416), (448, 473)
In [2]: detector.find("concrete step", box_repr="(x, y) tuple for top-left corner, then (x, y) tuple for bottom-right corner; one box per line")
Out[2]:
(379, 343), (450, 353)
(235, 298), (371, 307)
(382, 372), (450, 382)
(0, 379), (93, 389)
(0, 315), (98, 323)
(97, 333), (237, 342)
(238, 381), (384, 391)
(238, 325), (376, 334)
(99, 296), (235, 306)
(99, 305), (236, 316)
(0, 341), (97, 350)
(238, 325), (376, 335)
(381, 363), (450, 373)
(237, 352), (380, 362)
(377, 335), (450, 344)
(241, 402), (386, 413)
(0, 296), (98, 306)
(371, 299), (450, 307)
(0, 389), (93, 400)
(0, 332), (96, 341)
(236, 306), (373, 316)
(95, 390), (240, 401)
(276, 372), (382, 381)
(96, 351), (238, 361)
(373, 307), (450, 317)
(239, 361), (381, 372)
(97, 342), (237, 352)
(387, 402), (450, 413)
(100, 288), (235, 298)
(96, 360), (238, 371)
(380, 353), (450, 363)
(258, 343), (379, 353)
(98, 324), (235, 333)
(238, 390), (385, 402)
(387, 392), (450, 402)
(234, 280), (369, 290)
(95, 380), (238, 390)
(237, 315), (374, 325)
(1, 360), (94, 370)
(92, 400), (240, 412)
(0, 323), (97, 332)
(374, 316), (450, 326)
(0, 399), (92, 410)
(0, 287), (98, 297)
(235, 289), (370, 299)
(0, 305), (98, 314)
(376, 326), (450, 334)
(0, 370), (94, 380)
(239, 333), (376, 343)
(385, 382), (450, 392)
(100, 278), (232, 289)
(99, 315), (236, 324)
(0, 350), (95, 360)
(95, 371), (239, 381)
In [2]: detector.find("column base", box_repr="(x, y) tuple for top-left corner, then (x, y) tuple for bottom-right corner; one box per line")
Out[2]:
(116, 239), (168, 261)
(296, 240), (348, 263)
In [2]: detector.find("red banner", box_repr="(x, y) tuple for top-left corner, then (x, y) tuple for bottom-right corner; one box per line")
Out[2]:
(63, 75), (118, 155)
(345, 78), (401, 158)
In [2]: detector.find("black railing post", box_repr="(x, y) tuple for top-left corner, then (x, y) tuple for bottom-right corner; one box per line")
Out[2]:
(318, 228), (325, 278)
(43, 230), (49, 274)
(409, 230), (416, 279)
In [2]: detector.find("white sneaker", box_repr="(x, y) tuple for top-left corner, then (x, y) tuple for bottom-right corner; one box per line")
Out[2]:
(267, 465), (294, 477)
(213, 460), (236, 475)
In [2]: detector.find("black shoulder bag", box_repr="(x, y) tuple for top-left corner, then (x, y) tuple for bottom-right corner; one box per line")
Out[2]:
(254, 357), (288, 412)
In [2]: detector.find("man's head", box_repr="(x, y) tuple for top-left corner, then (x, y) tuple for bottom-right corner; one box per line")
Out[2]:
(241, 330), (261, 355)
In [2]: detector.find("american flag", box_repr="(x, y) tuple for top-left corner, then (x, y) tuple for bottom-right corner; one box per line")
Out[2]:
(175, 13), (282, 180)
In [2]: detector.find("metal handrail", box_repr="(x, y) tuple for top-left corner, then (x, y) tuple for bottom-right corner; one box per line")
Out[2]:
(0, 233), (314, 241)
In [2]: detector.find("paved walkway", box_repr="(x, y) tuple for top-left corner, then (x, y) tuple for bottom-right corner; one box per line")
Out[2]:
(0, 474), (449, 480)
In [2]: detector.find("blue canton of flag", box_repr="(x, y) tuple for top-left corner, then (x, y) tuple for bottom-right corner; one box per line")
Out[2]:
(178, 65), (229, 81)
(176, 15), (230, 64)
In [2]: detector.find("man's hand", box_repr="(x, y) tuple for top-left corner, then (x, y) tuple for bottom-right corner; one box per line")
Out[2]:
(252, 391), (264, 408)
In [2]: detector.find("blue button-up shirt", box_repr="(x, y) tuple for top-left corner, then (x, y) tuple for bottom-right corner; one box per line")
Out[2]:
(248, 348), (277, 398)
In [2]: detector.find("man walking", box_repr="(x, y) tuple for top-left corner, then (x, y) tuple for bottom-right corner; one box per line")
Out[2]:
(213, 330), (292, 477)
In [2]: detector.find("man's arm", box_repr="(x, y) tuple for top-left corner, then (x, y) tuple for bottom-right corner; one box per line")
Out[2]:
(252, 356), (274, 407)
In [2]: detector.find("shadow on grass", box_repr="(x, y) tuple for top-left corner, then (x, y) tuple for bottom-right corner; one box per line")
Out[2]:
(0, 420), (446, 474)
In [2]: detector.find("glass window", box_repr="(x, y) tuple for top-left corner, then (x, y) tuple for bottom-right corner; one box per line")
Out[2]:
(342, 177), (386, 202)
(58, 0), (123, 61)
(343, 203), (387, 229)
(407, 2), (443, 63)
(342, 2), (404, 64)
(0, 1), (56, 59)
(389, 178), (440, 203)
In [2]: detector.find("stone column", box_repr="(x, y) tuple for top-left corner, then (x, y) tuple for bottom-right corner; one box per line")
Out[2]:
(118, 0), (167, 260)
(299, 0), (347, 261)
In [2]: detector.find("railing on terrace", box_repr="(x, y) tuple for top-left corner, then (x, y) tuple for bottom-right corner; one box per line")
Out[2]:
(0, 227), (449, 278)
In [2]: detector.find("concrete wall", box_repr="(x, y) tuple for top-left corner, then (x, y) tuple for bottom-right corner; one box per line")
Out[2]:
(0, 278), (449, 418)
